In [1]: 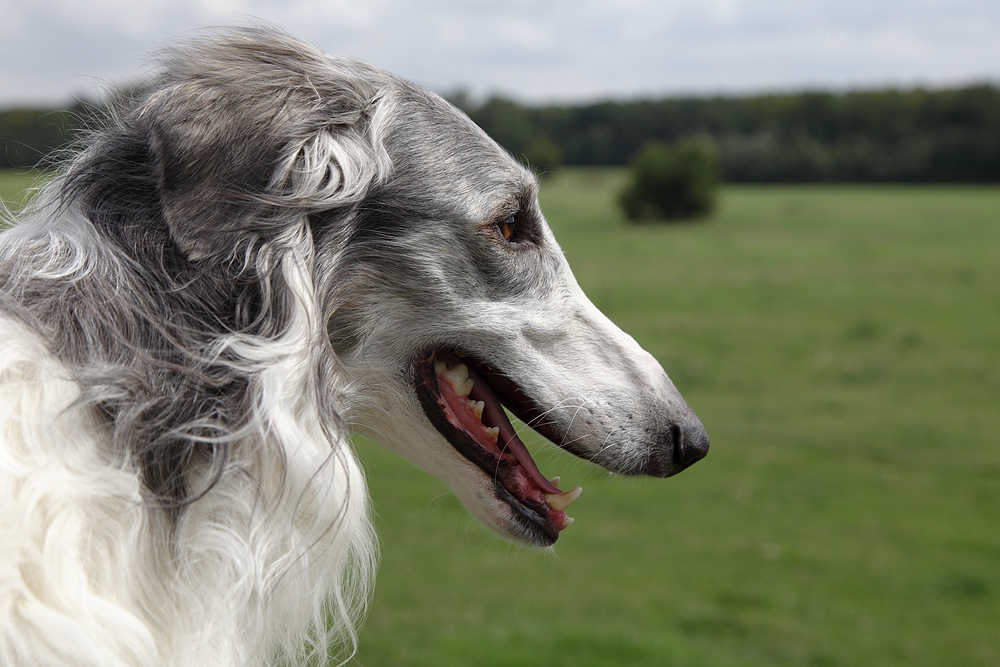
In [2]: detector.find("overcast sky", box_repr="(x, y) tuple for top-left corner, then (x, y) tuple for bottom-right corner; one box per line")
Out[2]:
(2, 0), (999, 108)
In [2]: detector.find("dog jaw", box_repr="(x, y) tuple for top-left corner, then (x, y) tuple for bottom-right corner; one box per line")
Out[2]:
(413, 350), (579, 544)
(339, 269), (709, 549)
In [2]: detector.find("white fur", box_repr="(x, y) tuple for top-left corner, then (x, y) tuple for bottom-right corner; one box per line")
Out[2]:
(0, 250), (375, 666)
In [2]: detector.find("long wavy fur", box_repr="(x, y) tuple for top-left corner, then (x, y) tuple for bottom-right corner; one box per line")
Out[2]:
(0, 28), (392, 666)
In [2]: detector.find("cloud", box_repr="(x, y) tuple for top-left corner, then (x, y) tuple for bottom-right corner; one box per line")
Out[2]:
(1, 0), (998, 107)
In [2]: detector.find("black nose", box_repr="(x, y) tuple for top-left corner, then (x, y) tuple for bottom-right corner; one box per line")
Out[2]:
(641, 417), (709, 477)
(673, 418), (709, 470)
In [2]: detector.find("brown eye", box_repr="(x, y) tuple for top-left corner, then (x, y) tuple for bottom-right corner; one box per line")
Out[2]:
(497, 214), (516, 241)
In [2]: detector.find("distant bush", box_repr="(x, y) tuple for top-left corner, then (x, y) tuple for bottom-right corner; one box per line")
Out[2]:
(619, 140), (718, 221)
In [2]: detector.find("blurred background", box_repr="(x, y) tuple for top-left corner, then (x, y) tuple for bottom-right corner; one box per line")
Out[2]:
(1, 2), (998, 666)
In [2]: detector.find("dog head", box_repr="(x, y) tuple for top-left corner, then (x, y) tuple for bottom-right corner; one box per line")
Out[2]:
(319, 69), (709, 547)
(79, 28), (707, 547)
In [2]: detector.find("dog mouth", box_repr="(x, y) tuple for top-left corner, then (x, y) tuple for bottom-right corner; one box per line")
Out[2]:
(413, 349), (583, 545)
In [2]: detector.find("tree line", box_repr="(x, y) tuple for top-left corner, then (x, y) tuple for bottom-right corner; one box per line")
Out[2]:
(0, 104), (90, 170)
(3, 85), (999, 182)
(459, 85), (1000, 183)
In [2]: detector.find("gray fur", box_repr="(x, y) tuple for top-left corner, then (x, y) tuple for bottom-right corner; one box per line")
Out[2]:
(0, 25), (706, 663)
(3, 25), (706, 527)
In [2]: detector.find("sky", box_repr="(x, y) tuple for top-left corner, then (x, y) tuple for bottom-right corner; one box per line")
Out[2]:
(2, 0), (999, 108)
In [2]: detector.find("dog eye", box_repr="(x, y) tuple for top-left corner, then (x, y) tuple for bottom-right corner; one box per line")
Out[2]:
(497, 215), (516, 242)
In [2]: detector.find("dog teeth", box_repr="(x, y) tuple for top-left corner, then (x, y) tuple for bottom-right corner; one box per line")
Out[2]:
(466, 399), (485, 420)
(484, 425), (499, 442)
(559, 516), (575, 530)
(545, 486), (582, 512)
(549, 476), (561, 488)
(436, 361), (474, 397)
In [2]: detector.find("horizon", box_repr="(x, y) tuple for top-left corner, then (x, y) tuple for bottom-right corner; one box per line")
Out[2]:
(4, 78), (999, 114)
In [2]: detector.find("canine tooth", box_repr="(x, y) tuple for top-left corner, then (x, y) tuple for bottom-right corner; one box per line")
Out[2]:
(560, 516), (575, 530)
(434, 360), (447, 376)
(466, 399), (485, 420)
(441, 363), (473, 397)
(484, 426), (499, 442)
(447, 364), (475, 396)
(545, 486), (583, 512)
(549, 476), (561, 488)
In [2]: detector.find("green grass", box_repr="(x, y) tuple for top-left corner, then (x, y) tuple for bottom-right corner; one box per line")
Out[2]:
(0, 169), (44, 216)
(2, 169), (997, 666)
(354, 172), (999, 666)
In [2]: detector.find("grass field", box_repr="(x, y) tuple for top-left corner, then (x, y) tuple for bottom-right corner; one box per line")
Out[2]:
(2, 169), (997, 666)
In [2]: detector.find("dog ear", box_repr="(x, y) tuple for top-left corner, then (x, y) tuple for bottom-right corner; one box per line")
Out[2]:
(134, 36), (395, 261)
(147, 100), (389, 262)
(148, 111), (272, 261)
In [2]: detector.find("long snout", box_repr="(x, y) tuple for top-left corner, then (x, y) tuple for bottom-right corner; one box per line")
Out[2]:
(537, 282), (710, 479)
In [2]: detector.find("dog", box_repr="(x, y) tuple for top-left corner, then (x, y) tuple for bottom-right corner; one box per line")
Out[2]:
(0, 27), (708, 667)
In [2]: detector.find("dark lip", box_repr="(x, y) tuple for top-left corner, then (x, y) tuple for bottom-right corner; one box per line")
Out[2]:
(412, 348), (564, 546)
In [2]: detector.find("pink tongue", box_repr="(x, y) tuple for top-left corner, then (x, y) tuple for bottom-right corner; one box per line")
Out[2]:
(464, 365), (562, 495)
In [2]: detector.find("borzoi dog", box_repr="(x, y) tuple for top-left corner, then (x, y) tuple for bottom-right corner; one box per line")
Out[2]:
(0, 27), (708, 667)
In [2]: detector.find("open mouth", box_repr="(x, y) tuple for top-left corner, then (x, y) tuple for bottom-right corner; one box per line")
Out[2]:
(413, 349), (583, 545)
